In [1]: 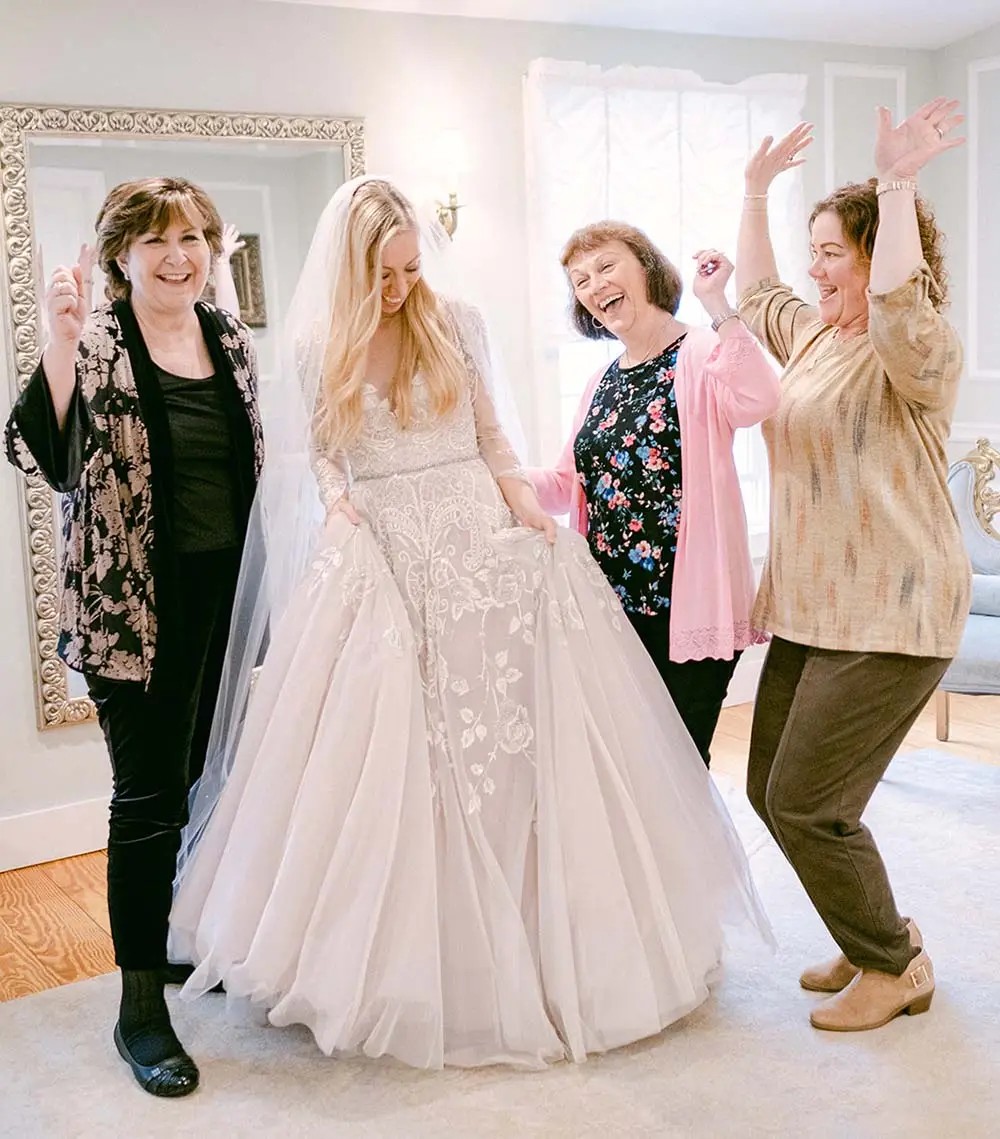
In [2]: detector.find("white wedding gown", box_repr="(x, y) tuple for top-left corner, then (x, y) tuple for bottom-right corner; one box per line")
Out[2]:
(169, 344), (769, 1070)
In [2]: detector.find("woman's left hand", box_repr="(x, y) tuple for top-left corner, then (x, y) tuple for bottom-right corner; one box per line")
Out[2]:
(520, 503), (557, 544)
(875, 97), (965, 179)
(218, 223), (246, 262)
(692, 249), (734, 307)
(500, 478), (557, 544)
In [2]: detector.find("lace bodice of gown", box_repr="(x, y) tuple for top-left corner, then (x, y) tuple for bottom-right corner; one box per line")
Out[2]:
(350, 377), (480, 483)
(310, 302), (526, 508)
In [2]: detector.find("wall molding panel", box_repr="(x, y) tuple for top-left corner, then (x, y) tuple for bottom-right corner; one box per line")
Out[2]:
(823, 63), (906, 192)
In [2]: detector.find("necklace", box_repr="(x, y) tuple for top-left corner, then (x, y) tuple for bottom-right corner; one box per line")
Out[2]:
(619, 323), (685, 369)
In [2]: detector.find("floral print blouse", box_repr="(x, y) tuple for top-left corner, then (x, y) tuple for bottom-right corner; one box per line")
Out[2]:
(4, 301), (263, 684)
(573, 335), (686, 616)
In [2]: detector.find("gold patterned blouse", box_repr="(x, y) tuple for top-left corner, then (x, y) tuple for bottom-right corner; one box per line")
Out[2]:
(738, 262), (970, 658)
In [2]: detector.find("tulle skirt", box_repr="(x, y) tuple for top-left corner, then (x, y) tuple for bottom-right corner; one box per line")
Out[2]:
(169, 458), (769, 1069)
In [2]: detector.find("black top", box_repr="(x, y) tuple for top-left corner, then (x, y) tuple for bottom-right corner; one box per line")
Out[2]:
(4, 299), (261, 686)
(573, 335), (686, 616)
(155, 366), (239, 552)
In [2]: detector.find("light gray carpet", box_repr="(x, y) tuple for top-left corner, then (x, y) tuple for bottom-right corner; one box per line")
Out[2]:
(2, 748), (998, 1139)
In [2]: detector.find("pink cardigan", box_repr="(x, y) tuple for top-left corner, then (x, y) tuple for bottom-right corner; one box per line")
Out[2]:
(529, 324), (780, 662)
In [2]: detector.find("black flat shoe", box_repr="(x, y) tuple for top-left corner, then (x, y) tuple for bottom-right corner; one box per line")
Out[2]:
(161, 962), (195, 986)
(113, 1023), (200, 1098)
(162, 962), (225, 993)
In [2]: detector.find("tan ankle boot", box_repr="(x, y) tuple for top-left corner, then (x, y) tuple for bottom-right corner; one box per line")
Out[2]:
(799, 918), (922, 993)
(809, 950), (934, 1031)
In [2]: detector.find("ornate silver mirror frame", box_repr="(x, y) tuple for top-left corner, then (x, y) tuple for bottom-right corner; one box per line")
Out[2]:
(0, 104), (365, 729)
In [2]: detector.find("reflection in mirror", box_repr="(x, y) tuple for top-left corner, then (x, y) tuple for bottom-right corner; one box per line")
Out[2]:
(0, 106), (365, 727)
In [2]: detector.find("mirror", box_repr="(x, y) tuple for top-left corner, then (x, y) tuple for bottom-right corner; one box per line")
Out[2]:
(0, 104), (365, 729)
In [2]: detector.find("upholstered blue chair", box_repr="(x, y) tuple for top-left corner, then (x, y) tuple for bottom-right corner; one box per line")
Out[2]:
(936, 438), (1000, 740)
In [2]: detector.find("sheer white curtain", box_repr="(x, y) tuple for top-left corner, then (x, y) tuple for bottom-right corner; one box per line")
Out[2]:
(523, 60), (809, 548)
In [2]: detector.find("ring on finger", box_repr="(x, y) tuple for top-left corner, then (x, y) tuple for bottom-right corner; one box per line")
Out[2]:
(934, 125), (944, 139)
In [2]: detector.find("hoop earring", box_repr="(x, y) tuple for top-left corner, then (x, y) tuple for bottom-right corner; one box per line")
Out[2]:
(591, 314), (604, 333)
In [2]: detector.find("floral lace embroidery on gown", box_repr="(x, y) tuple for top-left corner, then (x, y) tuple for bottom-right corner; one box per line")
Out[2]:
(169, 306), (769, 1070)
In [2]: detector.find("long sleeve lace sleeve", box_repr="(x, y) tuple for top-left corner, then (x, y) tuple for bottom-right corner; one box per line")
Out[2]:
(472, 375), (530, 485)
(310, 442), (350, 509)
(453, 302), (532, 486)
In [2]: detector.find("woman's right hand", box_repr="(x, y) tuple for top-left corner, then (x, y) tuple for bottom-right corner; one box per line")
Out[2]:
(45, 244), (94, 350)
(326, 495), (361, 528)
(745, 122), (813, 195)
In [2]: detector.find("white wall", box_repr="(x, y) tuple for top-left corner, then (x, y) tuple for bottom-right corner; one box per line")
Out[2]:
(934, 22), (1000, 456)
(0, 0), (938, 867)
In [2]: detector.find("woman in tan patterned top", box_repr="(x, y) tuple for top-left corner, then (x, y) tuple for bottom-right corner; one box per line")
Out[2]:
(735, 99), (971, 1033)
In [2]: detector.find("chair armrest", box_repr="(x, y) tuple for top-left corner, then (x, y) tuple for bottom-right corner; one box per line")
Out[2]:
(970, 573), (1000, 617)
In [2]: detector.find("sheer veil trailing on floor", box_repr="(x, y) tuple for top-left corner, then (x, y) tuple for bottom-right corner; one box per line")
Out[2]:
(175, 176), (528, 885)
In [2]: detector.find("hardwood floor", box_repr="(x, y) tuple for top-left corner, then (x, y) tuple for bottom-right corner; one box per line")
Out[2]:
(0, 850), (114, 1002)
(1, 694), (997, 1004)
(710, 690), (1000, 783)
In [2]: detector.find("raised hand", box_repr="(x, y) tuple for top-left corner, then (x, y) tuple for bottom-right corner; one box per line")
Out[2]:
(45, 244), (94, 348)
(875, 98), (965, 179)
(692, 249), (734, 306)
(218, 223), (245, 262)
(745, 122), (813, 195)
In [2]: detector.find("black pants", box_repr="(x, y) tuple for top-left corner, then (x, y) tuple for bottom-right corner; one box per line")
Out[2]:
(85, 548), (241, 970)
(627, 610), (740, 767)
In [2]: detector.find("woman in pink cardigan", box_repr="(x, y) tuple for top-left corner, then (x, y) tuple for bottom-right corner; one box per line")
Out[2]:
(530, 222), (780, 765)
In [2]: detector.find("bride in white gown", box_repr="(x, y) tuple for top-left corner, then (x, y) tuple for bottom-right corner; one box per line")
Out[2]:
(169, 176), (771, 1070)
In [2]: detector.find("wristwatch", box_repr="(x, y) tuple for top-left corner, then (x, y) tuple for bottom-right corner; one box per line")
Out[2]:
(710, 308), (740, 332)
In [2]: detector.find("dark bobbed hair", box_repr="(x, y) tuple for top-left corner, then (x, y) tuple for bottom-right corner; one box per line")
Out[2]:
(560, 221), (683, 339)
(95, 177), (223, 302)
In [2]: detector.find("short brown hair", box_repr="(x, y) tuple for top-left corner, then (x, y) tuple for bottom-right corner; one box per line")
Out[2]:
(560, 221), (683, 340)
(809, 178), (949, 309)
(95, 177), (223, 301)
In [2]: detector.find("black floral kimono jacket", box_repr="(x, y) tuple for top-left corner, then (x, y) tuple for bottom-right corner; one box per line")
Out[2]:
(4, 300), (264, 686)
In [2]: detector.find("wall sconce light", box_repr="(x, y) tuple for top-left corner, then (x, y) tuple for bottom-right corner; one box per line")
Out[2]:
(435, 129), (467, 240)
(436, 192), (462, 238)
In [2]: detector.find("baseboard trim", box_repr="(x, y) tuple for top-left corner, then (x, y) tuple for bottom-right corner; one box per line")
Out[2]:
(724, 642), (767, 707)
(0, 797), (109, 873)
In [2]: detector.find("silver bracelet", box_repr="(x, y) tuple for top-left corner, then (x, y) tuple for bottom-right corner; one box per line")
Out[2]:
(876, 177), (917, 196)
(710, 309), (740, 332)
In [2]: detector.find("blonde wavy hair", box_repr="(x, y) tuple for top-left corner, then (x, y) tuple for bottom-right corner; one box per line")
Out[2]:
(314, 180), (467, 451)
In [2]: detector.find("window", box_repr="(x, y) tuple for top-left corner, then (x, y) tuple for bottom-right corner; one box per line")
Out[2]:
(524, 60), (810, 544)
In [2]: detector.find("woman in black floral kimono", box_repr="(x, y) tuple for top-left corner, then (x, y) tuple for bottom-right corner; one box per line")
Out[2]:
(4, 177), (263, 1097)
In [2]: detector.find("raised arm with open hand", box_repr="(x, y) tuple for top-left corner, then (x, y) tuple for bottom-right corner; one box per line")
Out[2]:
(870, 98), (965, 297)
(736, 123), (813, 295)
